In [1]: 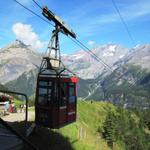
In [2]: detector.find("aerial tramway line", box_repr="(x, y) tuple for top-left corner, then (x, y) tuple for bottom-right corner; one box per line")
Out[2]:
(34, 7), (78, 128)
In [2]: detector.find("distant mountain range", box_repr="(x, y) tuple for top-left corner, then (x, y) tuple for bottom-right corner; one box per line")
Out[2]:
(63, 44), (129, 79)
(0, 40), (150, 108)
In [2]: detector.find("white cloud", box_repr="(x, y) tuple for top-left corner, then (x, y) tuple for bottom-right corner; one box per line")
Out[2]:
(88, 40), (95, 47)
(12, 22), (44, 50)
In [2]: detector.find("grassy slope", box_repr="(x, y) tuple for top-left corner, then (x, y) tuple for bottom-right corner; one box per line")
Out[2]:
(13, 99), (149, 150)
(13, 99), (125, 150)
(59, 100), (124, 150)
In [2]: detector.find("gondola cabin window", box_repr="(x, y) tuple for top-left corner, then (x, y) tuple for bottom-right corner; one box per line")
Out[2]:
(38, 81), (52, 106)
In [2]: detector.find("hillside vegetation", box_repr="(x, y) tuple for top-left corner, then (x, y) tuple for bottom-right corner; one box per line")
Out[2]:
(60, 100), (112, 150)
(56, 100), (150, 150)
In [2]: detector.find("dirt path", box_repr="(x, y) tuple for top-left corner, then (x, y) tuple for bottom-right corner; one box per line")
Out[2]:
(2, 111), (35, 122)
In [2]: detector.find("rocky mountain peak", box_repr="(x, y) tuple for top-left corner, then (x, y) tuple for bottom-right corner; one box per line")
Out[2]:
(11, 39), (29, 48)
(0, 40), (41, 84)
(0, 39), (37, 55)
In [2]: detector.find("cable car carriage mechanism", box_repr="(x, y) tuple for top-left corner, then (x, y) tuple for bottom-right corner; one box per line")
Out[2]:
(35, 6), (78, 129)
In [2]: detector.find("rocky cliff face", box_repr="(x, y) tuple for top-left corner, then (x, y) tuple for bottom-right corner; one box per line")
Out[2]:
(114, 44), (150, 71)
(0, 40), (41, 84)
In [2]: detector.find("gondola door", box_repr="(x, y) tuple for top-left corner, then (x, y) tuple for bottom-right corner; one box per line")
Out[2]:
(35, 77), (58, 128)
(67, 82), (77, 123)
(58, 82), (67, 126)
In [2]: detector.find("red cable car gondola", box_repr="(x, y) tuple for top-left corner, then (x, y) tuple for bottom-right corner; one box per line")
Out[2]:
(35, 72), (78, 128)
(35, 6), (78, 128)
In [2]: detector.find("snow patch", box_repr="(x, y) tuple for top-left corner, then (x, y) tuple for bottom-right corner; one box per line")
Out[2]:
(103, 52), (114, 57)
(109, 45), (116, 52)
(72, 54), (84, 59)
(103, 45), (116, 57)
(119, 55), (124, 59)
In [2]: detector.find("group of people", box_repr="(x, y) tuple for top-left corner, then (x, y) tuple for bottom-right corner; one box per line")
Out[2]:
(4, 103), (26, 114)
(0, 94), (26, 115)
(4, 101), (17, 114)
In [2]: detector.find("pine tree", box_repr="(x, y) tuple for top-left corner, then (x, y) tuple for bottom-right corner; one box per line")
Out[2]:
(102, 111), (116, 149)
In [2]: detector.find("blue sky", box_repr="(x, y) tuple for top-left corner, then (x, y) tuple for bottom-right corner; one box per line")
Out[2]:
(0, 0), (150, 54)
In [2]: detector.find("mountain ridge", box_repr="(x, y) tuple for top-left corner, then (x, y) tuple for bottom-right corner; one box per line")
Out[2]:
(0, 40), (150, 107)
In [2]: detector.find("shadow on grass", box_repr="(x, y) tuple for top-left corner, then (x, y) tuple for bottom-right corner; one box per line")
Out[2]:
(9, 121), (75, 150)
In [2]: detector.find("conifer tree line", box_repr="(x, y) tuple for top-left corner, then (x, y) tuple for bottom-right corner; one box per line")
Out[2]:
(99, 107), (150, 150)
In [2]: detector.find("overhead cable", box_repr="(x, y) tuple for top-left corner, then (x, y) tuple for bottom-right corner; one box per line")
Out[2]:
(13, 0), (54, 27)
(111, 0), (136, 46)
(32, 0), (43, 10)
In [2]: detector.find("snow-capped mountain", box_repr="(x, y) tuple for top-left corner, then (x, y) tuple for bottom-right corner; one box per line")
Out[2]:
(62, 44), (128, 79)
(77, 44), (150, 108)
